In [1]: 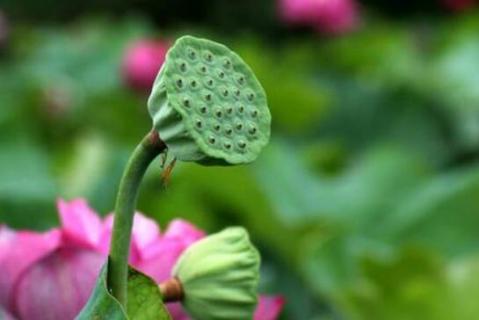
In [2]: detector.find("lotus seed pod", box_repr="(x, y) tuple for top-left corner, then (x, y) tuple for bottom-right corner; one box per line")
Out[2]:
(147, 35), (271, 165)
(172, 227), (260, 320)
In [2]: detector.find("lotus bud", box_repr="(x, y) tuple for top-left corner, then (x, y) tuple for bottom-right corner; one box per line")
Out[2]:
(147, 35), (271, 165)
(172, 227), (260, 320)
(442, 0), (475, 12)
(122, 39), (169, 93)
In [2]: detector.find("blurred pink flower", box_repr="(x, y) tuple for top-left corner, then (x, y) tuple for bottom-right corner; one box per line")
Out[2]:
(0, 10), (9, 48)
(441, 0), (476, 11)
(0, 199), (284, 320)
(122, 39), (169, 93)
(278, 0), (360, 35)
(254, 296), (286, 320)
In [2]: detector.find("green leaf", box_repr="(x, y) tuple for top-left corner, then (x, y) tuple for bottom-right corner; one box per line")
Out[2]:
(377, 165), (479, 257)
(344, 247), (453, 320)
(76, 262), (171, 320)
(235, 40), (329, 133)
(0, 139), (58, 229)
(255, 141), (429, 228)
(0, 141), (56, 202)
(76, 264), (127, 320)
(126, 268), (171, 319)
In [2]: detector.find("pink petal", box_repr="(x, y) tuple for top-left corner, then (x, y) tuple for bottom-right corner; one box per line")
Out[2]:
(13, 248), (104, 320)
(313, 0), (360, 34)
(442, 0), (476, 12)
(254, 295), (285, 320)
(0, 307), (17, 320)
(98, 214), (135, 260)
(97, 214), (114, 255)
(279, 0), (313, 23)
(57, 198), (102, 249)
(163, 219), (205, 244)
(163, 295), (285, 320)
(134, 238), (187, 283)
(0, 225), (15, 262)
(134, 219), (205, 279)
(278, 0), (360, 35)
(166, 302), (190, 320)
(131, 213), (161, 255)
(0, 229), (61, 312)
(122, 39), (169, 93)
(98, 213), (161, 263)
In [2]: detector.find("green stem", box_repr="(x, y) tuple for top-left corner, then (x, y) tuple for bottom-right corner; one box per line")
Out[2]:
(108, 130), (166, 308)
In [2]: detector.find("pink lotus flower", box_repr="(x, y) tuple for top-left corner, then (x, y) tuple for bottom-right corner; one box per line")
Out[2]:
(278, 0), (360, 35)
(441, 0), (476, 11)
(0, 199), (284, 320)
(122, 39), (169, 93)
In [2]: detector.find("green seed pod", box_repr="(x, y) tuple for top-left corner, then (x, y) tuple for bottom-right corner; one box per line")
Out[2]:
(172, 227), (260, 320)
(148, 35), (271, 165)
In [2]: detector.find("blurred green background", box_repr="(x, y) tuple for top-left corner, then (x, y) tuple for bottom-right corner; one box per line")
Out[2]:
(2, 0), (479, 319)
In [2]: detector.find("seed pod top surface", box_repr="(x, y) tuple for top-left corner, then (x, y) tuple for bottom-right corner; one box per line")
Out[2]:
(148, 35), (271, 165)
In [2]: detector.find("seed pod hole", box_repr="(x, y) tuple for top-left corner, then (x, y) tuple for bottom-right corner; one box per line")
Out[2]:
(190, 80), (197, 88)
(195, 120), (203, 128)
(216, 110), (223, 118)
(238, 141), (247, 149)
(187, 48), (197, 60)
(208, 137), (216, 144)
(224, 142), (232, 149)
(214, 124), (221, 131)
(218, 71), (225, 79)
(183, 98), (191, 108)
(251, 109), (258, 117)
(247, 93), (255, 101)
(200, 106), (208, 114)
(204, 51), (214, 62)
(223, 59), (231, 69)
(180, 63), (187, 72)
(236, 123), (243, 131)
(176, 79), (184, 88)
(248, 125), (257, 135)
(205, 93), (212, 102)
(226, 106), (233, 114)
(200, 65), (207, 73)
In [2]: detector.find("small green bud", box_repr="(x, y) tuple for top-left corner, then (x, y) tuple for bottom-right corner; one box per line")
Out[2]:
(148, 35), (271, 166)
(172, 227), (260, 320)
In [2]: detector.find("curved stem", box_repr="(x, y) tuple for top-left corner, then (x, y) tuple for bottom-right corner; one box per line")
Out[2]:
(108, 130), (166, 307)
